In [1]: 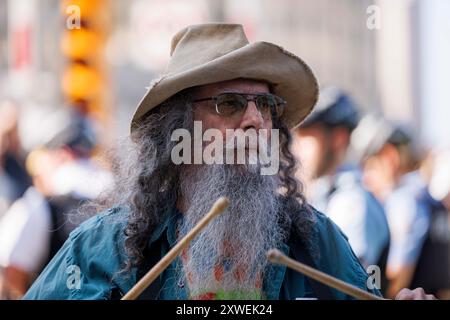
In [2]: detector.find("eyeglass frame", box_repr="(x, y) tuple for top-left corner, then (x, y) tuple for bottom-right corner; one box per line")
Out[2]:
(191, 92), (287, 118)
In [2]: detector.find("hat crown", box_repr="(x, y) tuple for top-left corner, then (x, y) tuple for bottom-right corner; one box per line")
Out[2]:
(167, 23), (250, 74)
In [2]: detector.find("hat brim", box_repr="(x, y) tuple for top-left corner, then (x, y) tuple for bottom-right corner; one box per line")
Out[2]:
(131, 41), (318, 131)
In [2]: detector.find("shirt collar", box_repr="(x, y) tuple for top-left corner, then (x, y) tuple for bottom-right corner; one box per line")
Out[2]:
(148, 207), (183, 247)
(264, 242), (289, 300)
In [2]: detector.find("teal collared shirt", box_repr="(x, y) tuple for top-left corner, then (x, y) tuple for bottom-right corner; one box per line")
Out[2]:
(23, 206), (382, 300)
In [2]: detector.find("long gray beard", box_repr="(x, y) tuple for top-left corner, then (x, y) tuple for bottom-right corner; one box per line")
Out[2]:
(178, 164), (286, 299)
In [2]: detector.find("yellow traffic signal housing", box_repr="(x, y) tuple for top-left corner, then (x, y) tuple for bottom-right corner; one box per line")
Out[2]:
(60, 0), (110, 122)
(61, 28), (102, 62)
(62, 62), (102, 101)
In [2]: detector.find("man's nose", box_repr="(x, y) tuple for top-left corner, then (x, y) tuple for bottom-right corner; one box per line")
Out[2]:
(239, 101), (264, 131)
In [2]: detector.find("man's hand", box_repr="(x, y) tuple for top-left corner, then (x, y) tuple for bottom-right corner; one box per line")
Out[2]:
(395, 287), (437, 300)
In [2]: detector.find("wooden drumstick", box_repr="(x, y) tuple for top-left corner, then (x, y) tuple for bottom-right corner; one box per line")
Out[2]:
(121, 197), (230, 300)
(267, 249), (385, 300)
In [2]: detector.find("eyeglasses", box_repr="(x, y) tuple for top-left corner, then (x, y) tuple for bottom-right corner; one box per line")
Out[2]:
(192, 92), (286, 119)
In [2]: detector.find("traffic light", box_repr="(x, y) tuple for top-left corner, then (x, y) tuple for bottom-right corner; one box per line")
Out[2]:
(60, 0), (110, 121)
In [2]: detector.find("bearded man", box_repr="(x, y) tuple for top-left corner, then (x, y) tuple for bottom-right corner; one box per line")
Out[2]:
(23, 24), (434, 300)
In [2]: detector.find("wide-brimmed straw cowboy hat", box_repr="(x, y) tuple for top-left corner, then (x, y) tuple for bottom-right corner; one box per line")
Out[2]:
(131, 23), (318, 131)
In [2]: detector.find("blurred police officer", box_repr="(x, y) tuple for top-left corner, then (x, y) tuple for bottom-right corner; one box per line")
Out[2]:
(292, 87), (390, 283)
(351, 114), (426, 297)
(353, 115), (449, 298)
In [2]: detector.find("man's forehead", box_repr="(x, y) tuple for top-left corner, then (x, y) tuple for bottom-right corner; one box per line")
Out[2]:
(193, 78), (270, 96)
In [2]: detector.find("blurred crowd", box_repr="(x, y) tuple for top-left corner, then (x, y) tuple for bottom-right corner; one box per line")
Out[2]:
(292, 87), (450, 299)
(0, 99), (113, 299)
(0, 87), (449, 299)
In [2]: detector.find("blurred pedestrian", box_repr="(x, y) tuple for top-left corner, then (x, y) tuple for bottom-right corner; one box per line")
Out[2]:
(0, 99), (32, 216)
(0, 111), (112, 299)
(411, 150), (450, 298)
